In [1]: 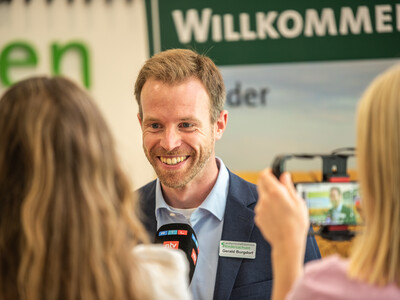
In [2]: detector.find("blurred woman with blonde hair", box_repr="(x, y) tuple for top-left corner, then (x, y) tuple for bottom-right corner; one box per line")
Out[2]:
(0, 76), (190, 300)
(255, 65), (400, 300)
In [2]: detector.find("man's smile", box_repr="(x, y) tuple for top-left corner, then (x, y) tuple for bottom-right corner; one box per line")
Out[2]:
(159, 156), (188, 165)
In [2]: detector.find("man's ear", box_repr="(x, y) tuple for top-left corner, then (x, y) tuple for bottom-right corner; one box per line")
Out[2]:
(215, 110), (228, 140)
(137, 113), (143, 127)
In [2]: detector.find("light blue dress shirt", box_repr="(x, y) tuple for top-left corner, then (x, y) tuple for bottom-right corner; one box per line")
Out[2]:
(155, 157), (229, 300)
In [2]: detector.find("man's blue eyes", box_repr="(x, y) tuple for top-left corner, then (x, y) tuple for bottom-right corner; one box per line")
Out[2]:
(150, 123), (193, 129)
(181, 123), (193, 128)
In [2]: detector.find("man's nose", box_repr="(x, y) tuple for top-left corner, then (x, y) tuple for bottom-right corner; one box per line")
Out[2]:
(160, 128), (181, 151)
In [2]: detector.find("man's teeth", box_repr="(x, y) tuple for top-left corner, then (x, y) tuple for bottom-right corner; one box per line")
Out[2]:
(160, 156), (187, 165)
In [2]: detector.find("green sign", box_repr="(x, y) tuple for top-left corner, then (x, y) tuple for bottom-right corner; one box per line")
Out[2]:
(145, 0), (400, 65)
(0, 41), (91, 88)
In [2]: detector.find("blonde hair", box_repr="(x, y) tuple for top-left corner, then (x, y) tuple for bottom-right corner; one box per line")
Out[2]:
(349, 65), (400, 286)
(134, 48), (226, 123)
(0, 77), (151, 299)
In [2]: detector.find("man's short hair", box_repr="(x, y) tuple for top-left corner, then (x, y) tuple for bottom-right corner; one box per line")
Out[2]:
(134, 49), (226, 123)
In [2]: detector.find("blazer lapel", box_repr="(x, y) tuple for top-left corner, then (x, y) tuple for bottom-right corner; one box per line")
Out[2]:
(137, 180), (158, 241)
(213, 172), (257, 300)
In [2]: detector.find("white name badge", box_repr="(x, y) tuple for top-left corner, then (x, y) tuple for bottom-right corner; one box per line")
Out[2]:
(219, 240), (256, 259)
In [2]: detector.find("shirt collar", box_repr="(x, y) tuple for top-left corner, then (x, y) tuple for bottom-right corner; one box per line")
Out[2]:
(334, 202), (343, 212)
(155, 157), (229, 222)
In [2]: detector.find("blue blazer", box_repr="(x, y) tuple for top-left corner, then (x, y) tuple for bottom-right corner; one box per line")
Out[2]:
(137, 170), (321, 300)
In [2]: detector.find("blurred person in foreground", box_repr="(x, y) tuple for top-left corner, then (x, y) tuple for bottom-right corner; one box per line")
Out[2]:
(134, 48), (321, 300)
(0, 76), (191, 300)
(255, 64), (400, 300)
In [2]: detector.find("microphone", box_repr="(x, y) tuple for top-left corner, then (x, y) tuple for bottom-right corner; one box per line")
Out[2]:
(155, 223), (199, 283)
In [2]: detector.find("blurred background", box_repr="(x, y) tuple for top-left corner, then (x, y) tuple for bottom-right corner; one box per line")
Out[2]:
(1, 0), (399, 202)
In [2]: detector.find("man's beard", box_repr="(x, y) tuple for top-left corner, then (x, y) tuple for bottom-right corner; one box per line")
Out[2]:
(144, 138), (214, 189)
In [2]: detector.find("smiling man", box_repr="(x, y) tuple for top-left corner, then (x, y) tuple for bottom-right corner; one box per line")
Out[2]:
(134, 49), (321, 300)
(325, 187), (356, 225)
(138, 76), (224, 208)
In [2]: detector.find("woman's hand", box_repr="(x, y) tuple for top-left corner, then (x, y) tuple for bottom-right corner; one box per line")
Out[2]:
(255, 169), (310, 247)
(254, 168), (310, 300)
(254, 168), (309, 249)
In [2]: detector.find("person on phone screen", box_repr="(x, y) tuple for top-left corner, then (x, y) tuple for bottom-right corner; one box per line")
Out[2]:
(325, 187), (356, 225)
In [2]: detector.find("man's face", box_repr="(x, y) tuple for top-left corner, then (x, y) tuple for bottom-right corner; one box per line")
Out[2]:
(138, 77), (221, 189)
(329, 189), (341, 208)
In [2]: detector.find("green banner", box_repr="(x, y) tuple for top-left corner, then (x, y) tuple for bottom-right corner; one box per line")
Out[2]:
(145, 0), (400, 65)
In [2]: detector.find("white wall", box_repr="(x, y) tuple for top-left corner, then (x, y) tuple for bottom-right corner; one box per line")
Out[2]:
(0, 0), (155, 188)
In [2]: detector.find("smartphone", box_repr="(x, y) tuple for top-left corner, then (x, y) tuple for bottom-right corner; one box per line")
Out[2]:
(295, 182), (362, 226)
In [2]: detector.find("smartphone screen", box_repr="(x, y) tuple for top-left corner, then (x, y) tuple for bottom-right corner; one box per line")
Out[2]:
(296, 182), (362, 226)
